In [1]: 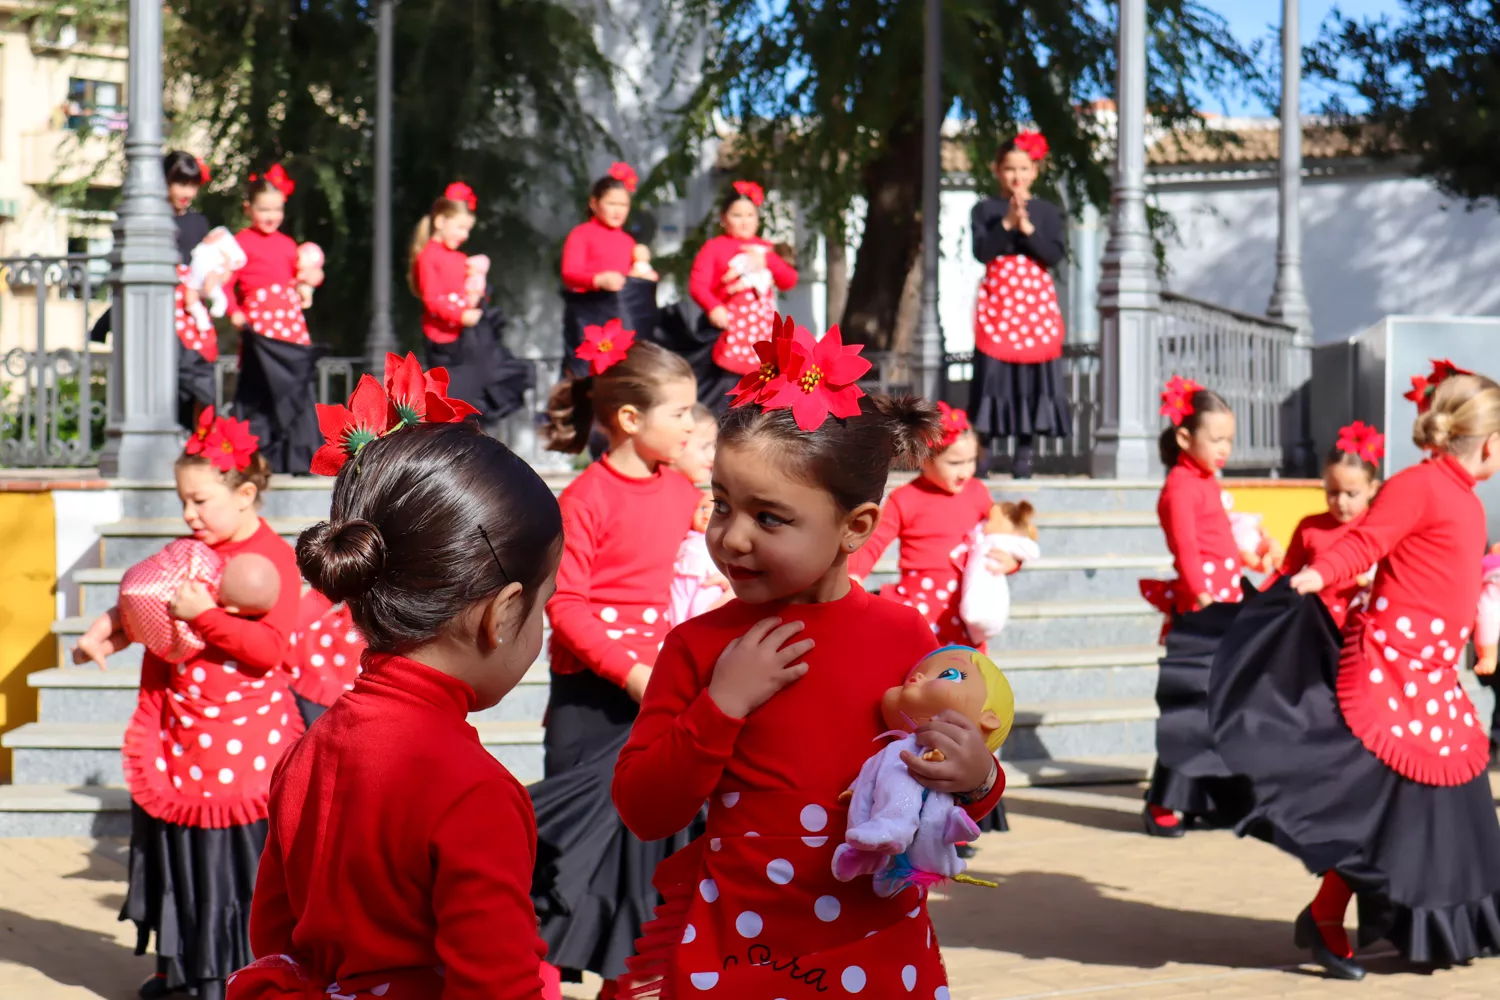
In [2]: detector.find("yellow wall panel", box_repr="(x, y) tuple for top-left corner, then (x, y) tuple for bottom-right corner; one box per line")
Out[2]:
(0, 492), (57, 781)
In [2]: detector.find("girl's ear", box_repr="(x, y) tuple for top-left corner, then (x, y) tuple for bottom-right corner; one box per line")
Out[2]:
(616, 404), (644, 437)
(477, 581), (525, 653)
(234, 480), (258, 510)
(1175, 425), (1193, 453)
(841, 501), (881, 554)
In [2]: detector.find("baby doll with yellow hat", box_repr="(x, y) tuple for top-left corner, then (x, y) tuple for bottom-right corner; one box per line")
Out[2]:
(833, 645), (1014, 895)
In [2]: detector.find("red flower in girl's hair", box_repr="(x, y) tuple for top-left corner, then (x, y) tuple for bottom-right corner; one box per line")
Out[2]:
(1013, 131), (1050, 161)
(1336, 421), (1385, 464)
(728, 313), (800, 408)
(444, 182), (478, 211)
(732, 180), (765, 207)
(1403, 358), (1475, 414)
(249, 164), (295, 198)
(1159, 375), (1204, 427)
(195, 157), (211, 185)
(757, 324), (871, 431)
(934, 401), (971, 449)
(311, 376), (392, 477)
(577, 318), (635, 375)
(184, 406), (260, 472)
(383, 351), (480, 427)
(607, 162), (638, 193)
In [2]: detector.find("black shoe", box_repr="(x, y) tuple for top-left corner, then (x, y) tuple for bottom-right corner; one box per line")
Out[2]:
(956, 844), (977, 859)
(1012, 448), (1034, 479)
(1293, 905), (1366, 981)
(139, 975), (179, 998)
(1142, 806), (1184, 838)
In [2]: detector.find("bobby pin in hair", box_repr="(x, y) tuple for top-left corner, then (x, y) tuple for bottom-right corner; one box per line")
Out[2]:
(477, 524), (511, 584)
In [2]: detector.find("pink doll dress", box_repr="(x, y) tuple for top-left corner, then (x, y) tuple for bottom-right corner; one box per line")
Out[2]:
(118, 538), (225, 664)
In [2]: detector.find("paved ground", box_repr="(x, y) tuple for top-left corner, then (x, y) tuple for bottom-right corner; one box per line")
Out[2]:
(4, 781), (1500, 999)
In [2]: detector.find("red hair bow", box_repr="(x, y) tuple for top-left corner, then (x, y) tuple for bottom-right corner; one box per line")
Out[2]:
(444, 182), (478, 211)
(250, 164), (296, 198)
(1403, 358), (1475, 415)
(577, 318), (636, 376)
(1159, 375), (1204, 427)
(195, 157), (211, 185)
(183, 406), (259, 473)
(607, 162), (638, 193)
(1336, 420), (1385, 464)
(732, 180), (765, 207)
(1014, 131), (1050, 161)
(934, 401), (971, 449)
(727, 313), (870, 431)
(310, 353), (479, 477)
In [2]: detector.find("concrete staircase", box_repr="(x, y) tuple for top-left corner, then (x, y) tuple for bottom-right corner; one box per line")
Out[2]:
(0, 475), (1168, 836)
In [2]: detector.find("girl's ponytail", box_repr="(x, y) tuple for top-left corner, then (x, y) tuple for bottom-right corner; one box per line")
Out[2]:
(406, 215), (435, 297)
(870, 393), (941, 470)
(545, 375), (596, 454)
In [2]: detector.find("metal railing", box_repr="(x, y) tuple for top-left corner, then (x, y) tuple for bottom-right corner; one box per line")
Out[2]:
(1157, 291), (1300, 470)
(211, 355), (362, 416)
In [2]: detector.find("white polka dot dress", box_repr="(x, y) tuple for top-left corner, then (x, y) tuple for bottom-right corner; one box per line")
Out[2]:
(174, 265), (220, 361)
(242, 283), (312, 346)
(972, 255), (1065, 364)
(289, 589), (366, 710)
(711, 291), (778, 376)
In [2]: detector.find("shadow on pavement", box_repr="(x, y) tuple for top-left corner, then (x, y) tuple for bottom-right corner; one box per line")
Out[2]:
(0, 906), (145, 997)
(1000, 794), (1145, 834)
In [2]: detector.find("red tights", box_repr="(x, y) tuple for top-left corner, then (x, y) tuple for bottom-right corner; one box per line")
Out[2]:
(1310, 872), (1354, 958)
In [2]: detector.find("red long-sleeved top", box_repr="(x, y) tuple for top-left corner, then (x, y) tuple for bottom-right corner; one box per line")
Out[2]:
(613, 585), (1004, 842)
(413, 239), (470, 345)
(687, 234), (798, 313)
(559, 217), (636, 293)
(849, 476), (996, 580)
(247, 654), (545, 999)
(1158, 455), (1241, 602)
(189, 519), (301, 676)
(1272, 510), (1371, 629)
(546, 459), (701, 686)
(223, 228), (300, 316)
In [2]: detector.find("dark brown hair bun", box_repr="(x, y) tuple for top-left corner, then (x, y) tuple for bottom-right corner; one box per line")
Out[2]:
(297, 518), (386, 604)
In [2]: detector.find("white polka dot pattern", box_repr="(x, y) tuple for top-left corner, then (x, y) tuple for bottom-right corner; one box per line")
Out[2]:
(972, 254), (1065, 362)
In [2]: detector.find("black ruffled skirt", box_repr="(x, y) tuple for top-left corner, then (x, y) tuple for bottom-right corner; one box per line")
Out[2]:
(967, 352), (1072, 442)
(178, 343), (216, 431)
(531, 670), (699, 982)
(1147, 599), (1254, 822)
(658, 310), (735, 413)
(233, 333), (325, 475)
(560, 279), (660, 379)
(120, 804), (265, 992)
(425, 306), (534, 423)
(1211, 580), (1500, 964)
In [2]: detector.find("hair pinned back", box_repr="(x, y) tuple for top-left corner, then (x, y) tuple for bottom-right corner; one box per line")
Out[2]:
(544, 339), (693, 453)
(1412, 373), (1500, 454)
(407, 190), (476, 296)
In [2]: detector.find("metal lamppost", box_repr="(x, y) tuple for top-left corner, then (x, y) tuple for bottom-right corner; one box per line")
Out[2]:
(98, 0), (182, 478)
(364, 0), (399, 372)
(1090, 0), (1160, 480)
(914, 0), (945, 401)
(1267, 0), (1312, 339)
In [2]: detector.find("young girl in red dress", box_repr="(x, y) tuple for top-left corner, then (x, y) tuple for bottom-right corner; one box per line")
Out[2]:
(1270, 422), (1383, 630)
(688, 181), (799, 410)
(533, 332), (700, 996)
(1138, 379), (1247, 838)
(613, 319), (1004, 998)
(229, 413), (563, 1000)
(73, 412), (303, 1000)
(1212, 364), (1500, 978)
(286, 588), (365, 726)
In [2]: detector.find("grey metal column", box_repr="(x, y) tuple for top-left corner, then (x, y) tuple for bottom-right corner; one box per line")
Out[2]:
(365, 0), (398, 372)
(914, 0), (944, 400)
(1090, 0), (1160, 480)
(98, 0), (182, 479)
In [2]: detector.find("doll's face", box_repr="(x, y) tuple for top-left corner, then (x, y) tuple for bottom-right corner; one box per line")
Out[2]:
(880, 647), (999, 735)
(691, 492), (714, 533)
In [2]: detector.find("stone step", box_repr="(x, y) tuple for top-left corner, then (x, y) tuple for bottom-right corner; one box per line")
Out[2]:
(1000, 699), (1159, 761)
(98, 518), (312, 568)
(1000, 600), (1163, 650)
(1023, 511), (1163, 558)
(864, 555), (1170, 604)
(26, 665), (552, 725)
(991, 645), (1162, 703)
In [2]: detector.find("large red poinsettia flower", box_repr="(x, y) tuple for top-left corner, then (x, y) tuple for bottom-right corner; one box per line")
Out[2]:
(728, 313), (802, 408)
(311, 375), (392, 476)
(758, 323), (871, 431)
(934, 401), (971, 449)
(383, 352), (479, 426)
(576, 319), (635, 376)
(1336, 420), (1385, 464)
(1159, 375), (1204, 427)
(1403, 358), (1475, 414)
(182, 405), (259, 472)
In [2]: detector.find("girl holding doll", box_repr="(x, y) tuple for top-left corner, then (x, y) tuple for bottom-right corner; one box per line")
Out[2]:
(612, 316), (1004, 998)
(73, 412), (303, 1000)
(967, 131), (1071, 479)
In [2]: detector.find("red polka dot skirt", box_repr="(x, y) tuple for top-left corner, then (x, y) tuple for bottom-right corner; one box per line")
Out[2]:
(878, 569), (973, 648)
(242, 283), (311, 346)
(973, 254), (1064, 364)
(288, 590), (367, 708)
(174, 264), (219, 361)
(711, 291), (778, 375)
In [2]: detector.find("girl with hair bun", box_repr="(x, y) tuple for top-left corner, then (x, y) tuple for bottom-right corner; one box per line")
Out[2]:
(228, 366), (564, 998)
(613, 318), (1004, 997)
(1211, 361), (1500, 979)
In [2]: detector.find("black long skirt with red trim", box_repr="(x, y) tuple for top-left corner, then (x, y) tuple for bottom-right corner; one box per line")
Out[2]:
(1210, 580), (1500, 964)
(967, 351), (1072, 443)
(530, 669), (701, 983)
(233, 333), (325, 475)
(120, 804), (265, 993)
(560, 279), (660, 379)
(424, 306), (534, 423)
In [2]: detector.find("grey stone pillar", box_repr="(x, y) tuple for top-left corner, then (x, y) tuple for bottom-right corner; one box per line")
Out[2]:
(913, 0), (944, 400)
(1090, 0), (1160, 480)
(365, 0), (399, 372)
(98, 0), (183, 479)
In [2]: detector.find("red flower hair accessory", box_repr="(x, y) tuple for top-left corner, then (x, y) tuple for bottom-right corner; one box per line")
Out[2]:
(310, 353), (478, 476)
(1159, 375), (1204, 427)
(732, 180), (765, 207)
(183, 406), (260, 473)
(1403, 358), (1475, 414)
(1013, 131), (1050, 161)
(444, 182), (478, 211)
(1336, 420), (1385, 464)
(607, 162), (638, 193)
(934, 401), (971, 449)
(729, 314), (871, 431)
(195, 157), (211, 185)
(249, 164), (295, 198)
(576, 318), (636, 376)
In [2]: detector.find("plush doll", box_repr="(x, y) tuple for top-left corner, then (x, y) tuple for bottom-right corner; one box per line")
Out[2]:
(464, 253), (490, 307)
(628, 242), (659, 281)
(185, 226), (249, 331)
(723, 244), (773, 298)
(960, 501), (1041, 645)
(1228, 510), (1283, 575)
(832, 645), (1014, 896)
(116, 539), (282, 663)
(295, 242), (326, 309)
(1475, 544), (1500, 675)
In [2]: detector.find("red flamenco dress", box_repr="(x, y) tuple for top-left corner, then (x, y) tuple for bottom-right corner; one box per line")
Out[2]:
(120, 518), (305, 997)
(1209, 453), (1500, 964)
(687, 234), (798, 412)
(612, 585), (1005, 999)
(286, 588), (366, 726)
(965, 195), (1071, 477)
